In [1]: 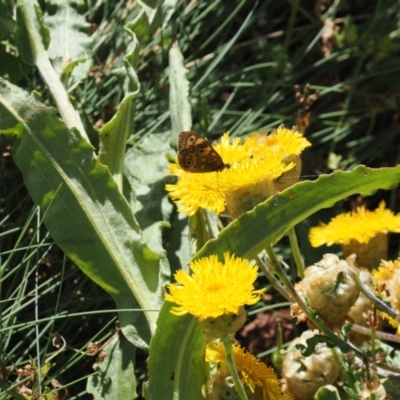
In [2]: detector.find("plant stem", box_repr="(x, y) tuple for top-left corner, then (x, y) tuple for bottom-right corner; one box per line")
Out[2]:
(288, 226), (305, 278)
(352, 273), (399, 320)
(221, 337), (248, 400)
(350, 323), (400, 343)
(371, 324), (376, 360)
(254, 255), (290, 301)
(18, 1), (88, 140)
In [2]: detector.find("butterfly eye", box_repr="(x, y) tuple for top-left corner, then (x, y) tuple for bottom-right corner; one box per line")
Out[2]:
(185, 160), (193, 166)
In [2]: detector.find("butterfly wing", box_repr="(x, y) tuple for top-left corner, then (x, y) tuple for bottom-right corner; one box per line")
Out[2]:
(178, 131), (228, 172)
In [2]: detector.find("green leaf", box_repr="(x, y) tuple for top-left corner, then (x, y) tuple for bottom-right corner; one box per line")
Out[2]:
(122, 26), (141, 94)
(0, 1), (15, 41)
(87, 334), (137, 399)
(194, 165), (400, 261)
(315, 385), (342, 400)
(15, 0), (50, 65)
(99, 94), (135, 189)
(144, 303), (206, 400)
(124, 133), (174, 229)
(126, 0), (176, 44)
(98, 26), (140, 189)
(383, 375), (400, 399)
(0, 78), (167, 349)
(15, 0), (87, 139)
(44, 0), (92, 88)
(169, 43), (192, 146)
(294, 334), (350, 356)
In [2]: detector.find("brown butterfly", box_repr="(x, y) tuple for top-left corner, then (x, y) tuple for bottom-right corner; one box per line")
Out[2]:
(178, 131), (230, 173)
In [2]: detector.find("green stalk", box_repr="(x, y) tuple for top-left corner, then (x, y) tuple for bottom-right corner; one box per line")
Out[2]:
(288, 226), (305, 278)
(221, 337), (248, 400)
(353, 273), (399, 321)
(254, 255), (290, 301)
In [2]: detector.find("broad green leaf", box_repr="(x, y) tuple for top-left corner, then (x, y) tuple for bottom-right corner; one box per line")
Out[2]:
(169, 44), (192, 146)
(124, 133), (173, 228)
(44, 0), (92, 89)
(0, 78), (167, 349)
(195, 165), (400, 261)
(150, 165), (400, 399)
(165, 210), (192, 273)
(15, 0), (50, 66)
(144, 303), (205, 400)
(87, 334), (137, 399)
(124, 133), (189, 272)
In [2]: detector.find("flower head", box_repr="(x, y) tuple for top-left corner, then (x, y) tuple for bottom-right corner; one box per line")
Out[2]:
(166, 127), (311, 216)
(165, 253), (264, 321)
(206, 342), (292, 399)
(309, 201), (400, 269)
(309, 201), (400, 247)
(373, 258), (400, 332)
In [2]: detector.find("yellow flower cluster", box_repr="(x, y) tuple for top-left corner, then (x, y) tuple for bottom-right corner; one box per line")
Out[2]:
(309, 201), (400, 247)
(166, 127), (311, 216)
(206, 342), (292, 400)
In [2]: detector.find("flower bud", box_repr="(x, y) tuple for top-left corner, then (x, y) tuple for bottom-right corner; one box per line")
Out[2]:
(292, 254), (360, 330)
(281, 330), (339, 400)
(200, 307), (247, 342)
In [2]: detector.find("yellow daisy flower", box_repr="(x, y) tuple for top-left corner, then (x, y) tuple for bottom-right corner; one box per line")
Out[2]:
(206, 342), (292, 400)
(309, 202), (400, 269)
(373, 258), (400, 333)
(164, 253), (264, 321)
(309, 201), (400, 247)
(166, 127), (311, 217)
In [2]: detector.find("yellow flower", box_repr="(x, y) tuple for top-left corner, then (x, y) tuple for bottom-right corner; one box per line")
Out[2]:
(166, 127), (311, 216)
(165, 253), (264, 321)
(206, 342), (292, 399)
(309, 201), (400, 247)
(373, 258), (400, 332)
